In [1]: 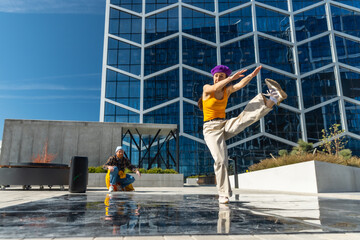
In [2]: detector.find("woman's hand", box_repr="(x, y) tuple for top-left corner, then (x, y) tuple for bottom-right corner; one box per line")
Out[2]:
(248, 65), (262, 78)
(228, 69), (247, 81)
(108, 166), (114, 172)
(228, 65), (262, 94)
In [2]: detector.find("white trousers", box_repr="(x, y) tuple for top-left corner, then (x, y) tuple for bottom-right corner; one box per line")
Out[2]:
(203, 93), (272, 197)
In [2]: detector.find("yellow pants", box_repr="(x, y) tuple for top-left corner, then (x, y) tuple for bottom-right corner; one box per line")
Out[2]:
(105, 170), (135, 191)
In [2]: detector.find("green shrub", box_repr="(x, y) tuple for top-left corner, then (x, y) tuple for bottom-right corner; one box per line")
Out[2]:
(88, 166), (106, 173)
(278, 149), (288, 157)
(162, 169), (178, 174)
(146, 167), (163, 174)
(292, 140), (313, 155)
(248, 153), (360, 172)
(187, 175), (207, 178)
(290, 149), (299, 155)
(339, 149), (352, 160)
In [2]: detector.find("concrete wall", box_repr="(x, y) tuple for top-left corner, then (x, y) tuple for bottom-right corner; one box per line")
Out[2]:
(230, 160), (360, 193)
(0, 119), (123, 167)
(87, 173), (184, 187)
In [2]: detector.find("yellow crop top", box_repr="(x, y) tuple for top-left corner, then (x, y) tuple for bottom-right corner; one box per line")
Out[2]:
(202, 89), (228, 122)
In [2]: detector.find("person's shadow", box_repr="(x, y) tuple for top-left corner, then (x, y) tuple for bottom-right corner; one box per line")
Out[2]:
(103, 194), (141, 235)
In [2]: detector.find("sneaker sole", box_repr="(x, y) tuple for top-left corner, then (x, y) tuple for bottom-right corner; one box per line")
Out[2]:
(265, 78), (288, 105)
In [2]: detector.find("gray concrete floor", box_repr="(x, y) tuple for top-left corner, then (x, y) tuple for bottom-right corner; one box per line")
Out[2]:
(0, 186), (360, 239)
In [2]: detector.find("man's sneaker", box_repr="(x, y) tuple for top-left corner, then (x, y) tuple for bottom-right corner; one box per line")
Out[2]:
(108, 185), (114, 192)
(265, 78), (287, 105)
(219, 196), (229, 204)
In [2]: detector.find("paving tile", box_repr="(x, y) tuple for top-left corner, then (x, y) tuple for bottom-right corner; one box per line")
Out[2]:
(24, 239), (55, 240)
(344, 233), (360, 240)
(164, 235), (194, 240)
(54, 238), (94, 240)
(229, 235), (262, 240)
(124, 237), (164, 240)
(255, 234), (301, 240)
(192, 235), (233, 240)
(94, 237), (123, 240)
(289, 233), (347, 240)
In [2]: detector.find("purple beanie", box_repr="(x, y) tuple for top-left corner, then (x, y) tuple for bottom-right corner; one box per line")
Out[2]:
(211, 65), (232, 77)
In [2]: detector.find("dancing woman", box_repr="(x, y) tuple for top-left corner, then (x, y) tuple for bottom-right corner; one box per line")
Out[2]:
(199, 65), (287, 204)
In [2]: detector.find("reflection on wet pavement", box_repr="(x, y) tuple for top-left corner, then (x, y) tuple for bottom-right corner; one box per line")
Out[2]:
(0, 193), (359, 238)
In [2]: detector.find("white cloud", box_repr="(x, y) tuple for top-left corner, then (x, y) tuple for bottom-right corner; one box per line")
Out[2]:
(0, 0), (105, 14)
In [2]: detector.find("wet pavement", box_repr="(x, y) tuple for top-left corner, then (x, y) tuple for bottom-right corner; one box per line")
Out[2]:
(0, 189), (360, 239)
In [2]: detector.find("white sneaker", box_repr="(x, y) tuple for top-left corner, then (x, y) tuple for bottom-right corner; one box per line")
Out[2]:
(264, 78), (287, 105)
(219, 196), (229, 204)
(108, 186), (114, 192)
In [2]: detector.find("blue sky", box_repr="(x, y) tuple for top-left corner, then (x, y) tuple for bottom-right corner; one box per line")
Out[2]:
(0, 0), (106, 140)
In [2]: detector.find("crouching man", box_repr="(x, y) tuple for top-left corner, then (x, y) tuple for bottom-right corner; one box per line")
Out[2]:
(103, 146), (141, 192)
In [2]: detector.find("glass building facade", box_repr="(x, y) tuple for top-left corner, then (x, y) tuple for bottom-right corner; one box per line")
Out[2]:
(100, 0), (360, 177)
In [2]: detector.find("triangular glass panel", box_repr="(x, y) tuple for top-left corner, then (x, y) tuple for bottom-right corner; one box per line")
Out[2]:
(144, 69), (179, 109)
(109, 8), (141, 44)
(345, 101), (360, 134)
(182, 7), (216, 42)
(294, 5), (327, 42)
(264, 107), (302, 143)
(305, 101), (342, 143)
(335, 36), (360, 68)
(104, 102), (139, 123)
(225, 104), (261, 145)
(221, 36), (255, 71)
(261, 68), (298, 108)
(107, 38), (141, 75)
(256, 0), (288, 11)
(183, 101), (205, 139)
(332, 5), (360, 39)
(183, 69), (211, 101)
(301, 67), (337, 109)
(143, 102), (180, 125)
(146, 0), (178, 13)
(298, 35), (332, 74)
(292, 0), (325, 12)
(258, 37), (295, 74)
(179, 136), (213, 176)
(227, 136), (294, 171)
(182, 0), (215, 12)
(340, 67), (360, 101)
(333, 0), (360, 9)
(256, 6), (291, 41)
(182, 37), (217, 72)
(110, 0), (142, 13)
(144, 37), (179, 75)
(226, 67), (258, 108)
(145, 7), (179, 43)
(219, 6), (252, 42)
(218, 0), (250, 13)
(344, 136), (360, 156)
(105, 69), (140, 110)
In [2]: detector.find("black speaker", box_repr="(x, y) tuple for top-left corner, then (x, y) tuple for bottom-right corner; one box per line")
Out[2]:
(69, 156), (88, 193)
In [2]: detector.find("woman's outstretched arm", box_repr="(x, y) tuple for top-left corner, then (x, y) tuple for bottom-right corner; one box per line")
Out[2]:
(227, 65), (262, 94)
(203, 69), (247, 96)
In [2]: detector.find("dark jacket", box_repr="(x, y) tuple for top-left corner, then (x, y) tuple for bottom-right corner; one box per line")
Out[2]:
(103, 155), (136, 172)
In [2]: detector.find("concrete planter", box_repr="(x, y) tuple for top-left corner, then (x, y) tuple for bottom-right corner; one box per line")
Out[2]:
(88, 173), (184, 187)
(230, 160), (360, 193)
(197, 176), (216, 185)
(185, 178), (198, 185)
